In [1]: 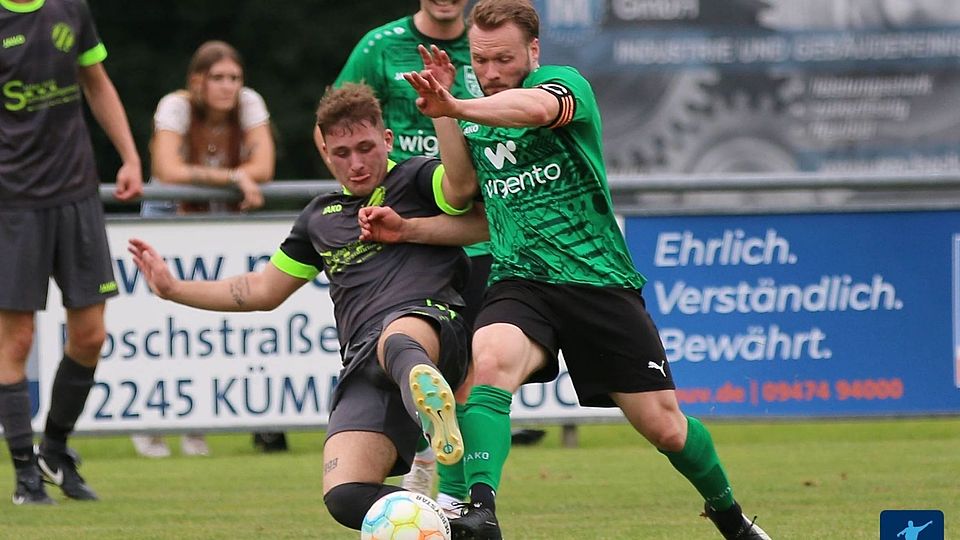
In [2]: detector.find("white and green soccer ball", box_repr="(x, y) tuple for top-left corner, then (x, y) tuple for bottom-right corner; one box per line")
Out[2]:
(360, 491), (451, 540)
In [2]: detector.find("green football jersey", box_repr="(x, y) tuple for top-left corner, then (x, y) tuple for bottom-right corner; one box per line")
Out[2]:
(460, 65), (646, 289)
(335, 16), (482, 162)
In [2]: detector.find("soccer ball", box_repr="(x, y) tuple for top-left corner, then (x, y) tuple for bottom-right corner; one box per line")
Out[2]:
(360, 491), (451, 540)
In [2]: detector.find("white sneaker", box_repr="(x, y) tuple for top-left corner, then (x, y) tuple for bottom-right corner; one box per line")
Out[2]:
(436, 492), (465, 520)
(131, 435), (170, 458)
(401, 448), (436, 496)
(180, 434), (210, 457)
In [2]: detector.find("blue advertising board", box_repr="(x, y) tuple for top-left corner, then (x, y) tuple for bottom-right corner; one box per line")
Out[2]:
(625, 210), (960, 416)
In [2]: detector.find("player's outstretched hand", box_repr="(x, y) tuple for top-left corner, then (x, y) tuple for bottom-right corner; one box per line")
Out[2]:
(128, 238), (178, 299)
(417, 44), (455, 91)
(404, 70), (458, 118)
(359, 206), (406, 243)
(114, 160), (144, 201)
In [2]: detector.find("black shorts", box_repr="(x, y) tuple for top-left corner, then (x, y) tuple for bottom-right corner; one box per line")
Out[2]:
(0, 194), (117, 311)
(474, 279), (675, 408)
(460, 253), (493, 331)
(325, 301), (470, 477)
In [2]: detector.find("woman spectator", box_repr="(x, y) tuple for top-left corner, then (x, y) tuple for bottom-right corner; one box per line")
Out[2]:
(133, 40), (277, 457)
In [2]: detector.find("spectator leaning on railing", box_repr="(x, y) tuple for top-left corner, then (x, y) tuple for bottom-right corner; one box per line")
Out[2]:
(133, 40), (282, 458)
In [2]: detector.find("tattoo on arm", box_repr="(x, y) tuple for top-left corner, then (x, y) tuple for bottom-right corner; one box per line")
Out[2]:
(229, 276), (250, 307)
(323, 458), (338, 474)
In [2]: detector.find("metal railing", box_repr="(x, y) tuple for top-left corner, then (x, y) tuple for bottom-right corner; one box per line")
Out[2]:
(101, 171), (960, 215)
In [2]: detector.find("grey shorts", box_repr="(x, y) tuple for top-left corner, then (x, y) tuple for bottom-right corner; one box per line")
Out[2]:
(325, 301), (470, 477)
(0, 194), (118, 311)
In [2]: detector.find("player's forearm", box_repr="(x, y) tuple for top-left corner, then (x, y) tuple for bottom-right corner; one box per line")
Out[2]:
(434, 117), (478, 207)
(451, 88), (556, 128)
(163, 273), (276, 312)
(402, 206), (489, 246)
(81, 66), (141, 168)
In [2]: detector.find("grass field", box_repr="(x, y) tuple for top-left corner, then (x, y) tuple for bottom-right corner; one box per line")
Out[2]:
(1, 418), (957, 539)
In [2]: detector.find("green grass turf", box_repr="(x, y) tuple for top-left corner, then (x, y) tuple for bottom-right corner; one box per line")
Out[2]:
(1, 418), (957, 539)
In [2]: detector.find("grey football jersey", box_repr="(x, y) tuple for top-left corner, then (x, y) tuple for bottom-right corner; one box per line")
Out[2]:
(272, 157), (469, 347)
(0, 0), (104, 209)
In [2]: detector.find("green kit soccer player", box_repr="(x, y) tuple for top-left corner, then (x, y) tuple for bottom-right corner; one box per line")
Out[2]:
(364, 0), (776, 538)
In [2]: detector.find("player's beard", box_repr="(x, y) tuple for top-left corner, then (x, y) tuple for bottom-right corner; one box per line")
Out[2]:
(481, 59), (534, 96)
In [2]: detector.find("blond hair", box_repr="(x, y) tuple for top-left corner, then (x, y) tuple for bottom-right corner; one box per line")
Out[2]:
(469, 0), (540, 42)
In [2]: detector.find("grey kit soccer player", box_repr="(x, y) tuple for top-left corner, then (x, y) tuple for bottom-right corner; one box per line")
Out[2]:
(0, 0), (143, 505)
(315, 0), (490, 506)
(129, 83), (488, 532)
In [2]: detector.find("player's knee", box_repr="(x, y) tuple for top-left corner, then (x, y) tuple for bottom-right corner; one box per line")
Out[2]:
(643, 418), (686, 452)
(67, 328), (107, 360)
(471, 348), (521, 388)
(323, 482), (395, 530)
(0, 318), (35, 362)
(470, 352), (498, 384)
(653, 428), (686, 452)
(6, 333), (34, 362)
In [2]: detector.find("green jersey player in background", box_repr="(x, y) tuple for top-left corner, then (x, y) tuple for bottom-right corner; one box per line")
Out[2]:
(317, 0), (482, 163)
(385, 0), (775, 538)
(315, 0), (502, 515)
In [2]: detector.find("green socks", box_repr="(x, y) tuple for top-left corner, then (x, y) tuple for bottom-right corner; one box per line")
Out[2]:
(436, 403), (469, 500)
(661, 416), (735, 511)
(446, 396), (735, 513)
(460, 385), (513, 493)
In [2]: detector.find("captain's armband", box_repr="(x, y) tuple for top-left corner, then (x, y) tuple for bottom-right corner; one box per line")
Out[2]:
(537, 82), (576, 129)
